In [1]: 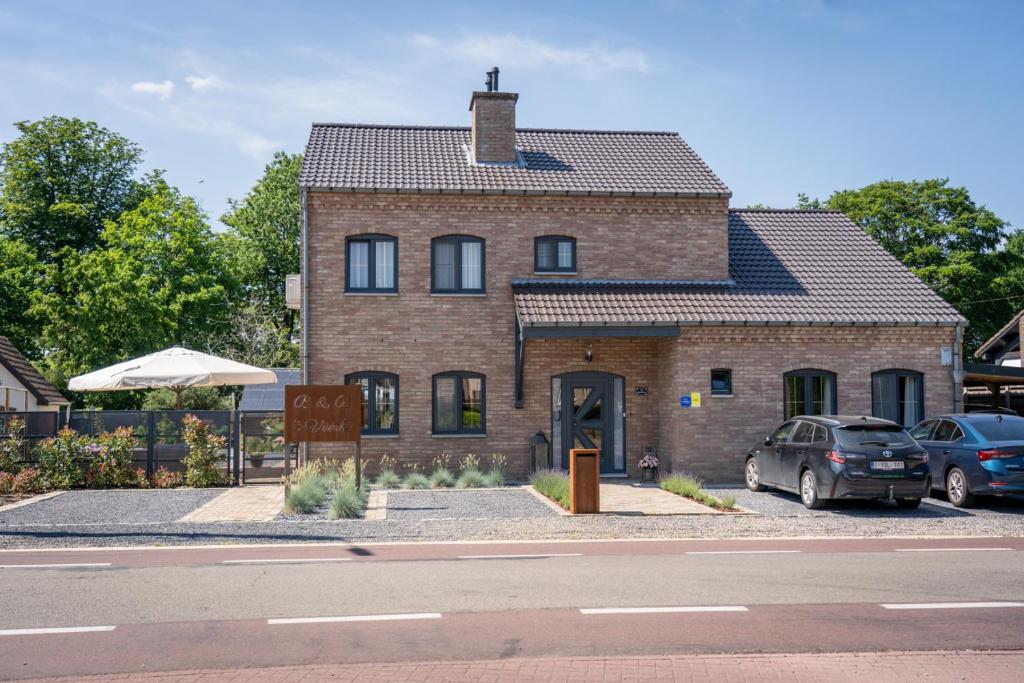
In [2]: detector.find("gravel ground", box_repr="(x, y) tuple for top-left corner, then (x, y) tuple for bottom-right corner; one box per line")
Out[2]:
(713, 486), (1024, 519)
(385, 489), (557, 520)
(0, 489), (225, 526)
(2, 487), (1024, 549)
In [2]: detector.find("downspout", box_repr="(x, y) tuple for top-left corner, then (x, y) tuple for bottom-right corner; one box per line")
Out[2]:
(952, 322), (965, 414)
(300, 187), (310, 466)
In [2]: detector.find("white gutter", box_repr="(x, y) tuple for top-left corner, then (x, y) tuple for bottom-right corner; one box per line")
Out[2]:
(953, 322), (966, 413)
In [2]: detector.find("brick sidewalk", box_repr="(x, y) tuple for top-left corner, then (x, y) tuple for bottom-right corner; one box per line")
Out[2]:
(25, 650), (1024, 682)
(178, 486), (284, 522)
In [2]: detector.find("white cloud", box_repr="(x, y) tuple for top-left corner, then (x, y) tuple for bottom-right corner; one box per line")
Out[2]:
(130, 79), (175, 100)
(185, 74), (223, 92)
(410, 32), (650, 75)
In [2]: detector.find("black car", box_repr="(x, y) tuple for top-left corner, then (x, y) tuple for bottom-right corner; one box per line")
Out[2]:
(744, 415), (931, 509)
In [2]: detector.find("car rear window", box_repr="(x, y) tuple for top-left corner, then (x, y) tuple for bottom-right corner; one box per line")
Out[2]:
(835, 426), (915, 448)
(970, 418), (1024, 441)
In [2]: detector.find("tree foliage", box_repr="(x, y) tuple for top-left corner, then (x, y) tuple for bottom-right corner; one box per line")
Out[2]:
(801, 179), (1014, 351)
(0, 117), (143, 258)
(39, 173), (235, 398)
(0, 237), (47, 356)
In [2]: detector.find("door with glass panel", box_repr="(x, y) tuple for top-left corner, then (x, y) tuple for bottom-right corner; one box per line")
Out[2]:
(551, 372), (625, 475)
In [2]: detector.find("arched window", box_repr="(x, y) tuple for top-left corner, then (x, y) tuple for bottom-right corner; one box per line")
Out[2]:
(346, 235), (397, 293)
(431, 236), (485, 293)
(784, 369), (837, 419)
(534, 236), (576, 273)
(872, 369), (924, 428)
(432, 371), (485, 434)
(345, 372), (398, 435)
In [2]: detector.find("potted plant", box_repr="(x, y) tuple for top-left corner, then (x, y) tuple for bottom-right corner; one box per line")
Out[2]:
(249, 453), (265, 468)
(638, 454), (659, 483)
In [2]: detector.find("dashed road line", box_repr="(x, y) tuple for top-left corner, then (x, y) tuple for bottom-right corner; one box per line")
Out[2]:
(0, 626), (116, 636)
(894, 547), (1014, 552)
(222, 558), (353, 565)
(457, 553), (583, 560)
(268, 613), (442, 625)
(686, 550), (802, 555)
(880, 602), (1024, 610)
(0, 563), (111, 569)
(580, 606), (749, 615)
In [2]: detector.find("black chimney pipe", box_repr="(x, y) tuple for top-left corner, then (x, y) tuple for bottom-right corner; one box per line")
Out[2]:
(485, 70), (493, 92)
(492, 66), (499, 91)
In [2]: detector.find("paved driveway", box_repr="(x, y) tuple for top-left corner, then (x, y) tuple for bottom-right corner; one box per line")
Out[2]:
(715, 486), (1024, 518)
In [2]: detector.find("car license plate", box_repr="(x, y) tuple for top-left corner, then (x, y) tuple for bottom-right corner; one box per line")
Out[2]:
(870, 461), (905, 471)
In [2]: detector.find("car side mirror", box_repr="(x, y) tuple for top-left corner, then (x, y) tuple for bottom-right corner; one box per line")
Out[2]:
(763, 436), (774, 447)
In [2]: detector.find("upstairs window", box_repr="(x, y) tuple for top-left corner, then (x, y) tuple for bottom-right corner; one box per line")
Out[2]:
(345, 372), (398, 435)
(784, 369), (837, 419)
(432, 236), (485, 293)
(433, 372), (486, 434)
(872, 369), (923, 428)
(346, 235), (397, 293)
(535, 236), (576, 273)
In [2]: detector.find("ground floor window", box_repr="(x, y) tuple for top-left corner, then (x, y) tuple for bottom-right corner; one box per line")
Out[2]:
(784, 369), (836, 419)
(345, 372), (398, 435)
(872, 369), (923, 428)
(433, 372), (485, 434)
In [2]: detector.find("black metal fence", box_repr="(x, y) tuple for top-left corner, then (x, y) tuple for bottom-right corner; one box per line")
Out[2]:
(0, 410), (286, 485)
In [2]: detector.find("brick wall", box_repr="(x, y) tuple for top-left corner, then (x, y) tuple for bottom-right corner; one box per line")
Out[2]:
(658, 326), (957, 482)
(470, 92), (518, 164)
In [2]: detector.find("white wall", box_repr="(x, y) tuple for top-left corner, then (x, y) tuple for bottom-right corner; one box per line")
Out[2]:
(0, 363), (53, 412)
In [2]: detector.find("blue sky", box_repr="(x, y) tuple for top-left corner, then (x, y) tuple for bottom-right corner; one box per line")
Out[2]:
(2, 0), (1021, 229)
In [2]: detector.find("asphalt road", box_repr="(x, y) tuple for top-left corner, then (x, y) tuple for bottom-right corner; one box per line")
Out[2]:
(2, 537), (1023, 680)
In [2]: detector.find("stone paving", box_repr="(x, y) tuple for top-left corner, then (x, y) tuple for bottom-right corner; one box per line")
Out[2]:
(600, 481), (719, 515)
(23, 650), (1024, 682)
(178, 486), (284, 523)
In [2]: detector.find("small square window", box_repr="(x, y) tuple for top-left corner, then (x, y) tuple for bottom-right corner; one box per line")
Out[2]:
(535, 236), (576, 273)
(711, 369), (732, 396)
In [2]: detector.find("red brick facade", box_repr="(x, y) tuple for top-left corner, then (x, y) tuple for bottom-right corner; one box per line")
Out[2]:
(304, 192), (956, 482)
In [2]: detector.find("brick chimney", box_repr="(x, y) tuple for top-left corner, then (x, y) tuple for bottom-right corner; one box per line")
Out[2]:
(469, 67), (519, 165)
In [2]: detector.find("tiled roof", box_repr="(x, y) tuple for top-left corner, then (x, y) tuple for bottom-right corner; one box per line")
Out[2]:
(0, 336), (69, 406)
(513, 210), (966, 326)
(300, 124), (730, 197)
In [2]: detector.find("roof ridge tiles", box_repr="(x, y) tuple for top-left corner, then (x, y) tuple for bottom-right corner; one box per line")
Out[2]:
(309, 122), (682, 136)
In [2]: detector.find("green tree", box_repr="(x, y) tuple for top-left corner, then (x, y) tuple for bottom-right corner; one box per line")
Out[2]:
(0, 117), (143, 258)
(802, 179), (1011, 351)
(0, 237), (47, 356)
(220, 152), (301, 340)
(39, 174), (235, 403)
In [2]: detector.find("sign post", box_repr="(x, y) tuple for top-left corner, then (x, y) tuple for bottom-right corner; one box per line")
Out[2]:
(284, 385), (363, 488)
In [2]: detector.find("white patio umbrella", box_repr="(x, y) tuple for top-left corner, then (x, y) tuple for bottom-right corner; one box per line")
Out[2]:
(68, 346), (277, 409)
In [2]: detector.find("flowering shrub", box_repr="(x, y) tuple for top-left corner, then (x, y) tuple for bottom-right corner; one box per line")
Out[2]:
(0, 471), (14, 494)
(0, 416), (26, 474)
(12, 467), (44, 494)
(134, 468), (152, 488)
(182, 414), (225, 487)
(86, 427), (139, 488)
(35, 428), (86, 489)
(638, 454), (660, 470)
(150, 466), (183, 489)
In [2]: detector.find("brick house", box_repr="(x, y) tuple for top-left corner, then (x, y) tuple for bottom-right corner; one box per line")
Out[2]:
(297, 77), (966, 482)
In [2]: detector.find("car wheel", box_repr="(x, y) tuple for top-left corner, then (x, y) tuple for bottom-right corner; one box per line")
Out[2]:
(896, 498), (922, 509)
(946, 467), (976, 508)
(745, 457), (766, 492)
(800, 469), (826, 509)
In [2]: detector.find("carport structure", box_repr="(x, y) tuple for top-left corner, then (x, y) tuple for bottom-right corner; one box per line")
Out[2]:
(969, 309), (1024, 413)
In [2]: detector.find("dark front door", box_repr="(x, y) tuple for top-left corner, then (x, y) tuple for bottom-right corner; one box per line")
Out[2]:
(558, 373), (625, 475)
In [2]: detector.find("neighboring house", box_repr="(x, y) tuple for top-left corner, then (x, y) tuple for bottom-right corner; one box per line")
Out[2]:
(966, 310), (1024, 413)
(0, 336), (70, 413)
(297, 74), (966, 481)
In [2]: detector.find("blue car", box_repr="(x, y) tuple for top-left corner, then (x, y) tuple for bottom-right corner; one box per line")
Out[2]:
(910, 413), (1024, 507)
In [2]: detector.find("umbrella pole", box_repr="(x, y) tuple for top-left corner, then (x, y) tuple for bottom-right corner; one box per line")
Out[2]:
(174, 387), (184, 410)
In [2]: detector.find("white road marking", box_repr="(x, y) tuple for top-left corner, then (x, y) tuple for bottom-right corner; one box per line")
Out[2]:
(0, 626), (116, 636)
(0, 563), (111, 569)
(457, 553), (583, 559)
(268, 613), (442, 625)
(580, 606), (749, 615)
(222, 558), (353, 564)
(894, 547), (1014, 552)
(686, 550), (802, 555)
(880, 602), (1024, 610)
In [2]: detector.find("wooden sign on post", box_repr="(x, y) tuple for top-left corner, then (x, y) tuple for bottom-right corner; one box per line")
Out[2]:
(285, 385), (363, 487)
